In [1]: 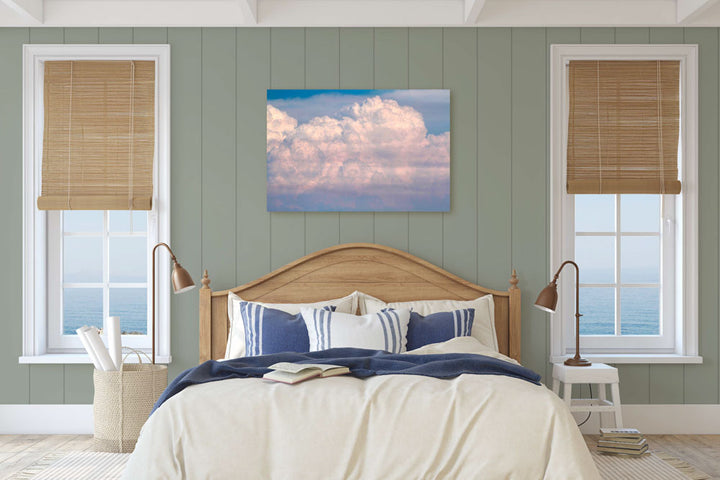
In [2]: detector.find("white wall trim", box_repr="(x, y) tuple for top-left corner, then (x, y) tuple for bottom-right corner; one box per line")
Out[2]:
(0, 405), (93, 434)
(577, 404), (720, 434)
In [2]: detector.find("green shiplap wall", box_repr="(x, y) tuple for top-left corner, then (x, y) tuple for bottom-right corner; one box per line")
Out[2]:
(0, 27), (718, 406)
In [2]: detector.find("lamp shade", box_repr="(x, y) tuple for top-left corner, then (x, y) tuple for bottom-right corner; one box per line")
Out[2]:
(534, 281), (558, 313)
(171, 261), (196, 294)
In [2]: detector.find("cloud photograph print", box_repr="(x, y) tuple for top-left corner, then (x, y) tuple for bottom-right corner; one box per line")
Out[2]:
(266, 89), (450, 212)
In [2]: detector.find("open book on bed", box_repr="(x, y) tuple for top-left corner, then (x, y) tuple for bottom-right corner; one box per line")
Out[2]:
(263, 362), (350, 385)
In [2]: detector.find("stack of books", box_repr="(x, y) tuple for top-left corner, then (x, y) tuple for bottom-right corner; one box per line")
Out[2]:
(597, 428), (648, 456)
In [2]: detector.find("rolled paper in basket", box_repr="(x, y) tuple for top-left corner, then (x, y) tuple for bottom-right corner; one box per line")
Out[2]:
(76, 326), (102, 370)
(107, 316), (122, 371)
(78, 326), (116, 371)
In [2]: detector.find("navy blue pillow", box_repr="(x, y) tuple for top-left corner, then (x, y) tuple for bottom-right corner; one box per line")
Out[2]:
(406, 308), (475, 350)
(240, 302), (335, 356)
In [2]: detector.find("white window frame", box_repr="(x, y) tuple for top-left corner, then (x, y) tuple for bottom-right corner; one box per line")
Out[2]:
(20, 44), (172, 364)
(549, 44), (700, 364)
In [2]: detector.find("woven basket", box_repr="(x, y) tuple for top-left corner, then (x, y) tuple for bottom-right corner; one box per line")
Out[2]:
(93, 351), (167, 453)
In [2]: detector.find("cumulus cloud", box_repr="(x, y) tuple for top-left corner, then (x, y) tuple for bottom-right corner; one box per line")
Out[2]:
(267, 96), (450, 212)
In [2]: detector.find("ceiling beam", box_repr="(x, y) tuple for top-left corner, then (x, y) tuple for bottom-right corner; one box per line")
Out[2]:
(677, 0), (720, 23)
(1, 0), (42, 23)
(238, 0), (257, 23)
(464, 0), (487, 24)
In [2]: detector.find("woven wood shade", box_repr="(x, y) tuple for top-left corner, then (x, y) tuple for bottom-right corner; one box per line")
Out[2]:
(567, 60), (681, 195)
(38, 60), (155, 210)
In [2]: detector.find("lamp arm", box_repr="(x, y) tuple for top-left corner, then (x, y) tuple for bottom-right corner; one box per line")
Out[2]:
(153, 242), (177, 262)
(552, 260), (581, 320)
(151, 242), (175, 365)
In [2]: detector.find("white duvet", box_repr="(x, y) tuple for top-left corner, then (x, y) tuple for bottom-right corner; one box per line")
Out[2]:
(124, 338), (600, 479)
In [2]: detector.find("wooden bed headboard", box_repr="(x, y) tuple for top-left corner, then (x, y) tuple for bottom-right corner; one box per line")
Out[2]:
(199, 243), (521, 363)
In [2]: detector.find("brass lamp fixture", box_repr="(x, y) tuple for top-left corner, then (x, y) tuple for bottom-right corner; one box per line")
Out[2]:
(535, 260), (591, 367)
(152, 242), (195, 364)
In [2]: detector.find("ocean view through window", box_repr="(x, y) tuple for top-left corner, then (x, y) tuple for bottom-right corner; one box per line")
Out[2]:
(61, 210), (149, 336)
(576, 195), (662, 337)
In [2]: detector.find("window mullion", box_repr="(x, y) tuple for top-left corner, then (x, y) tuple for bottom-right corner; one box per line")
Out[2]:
(103, 210), (110, 333)
(615, 194), (622, 337)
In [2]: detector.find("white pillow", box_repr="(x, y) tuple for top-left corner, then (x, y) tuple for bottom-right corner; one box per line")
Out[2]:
(358, 292), (498, 352)
(301, 308), (411, 353)
(225, 291), (358, 359)
(405, 337), (519, 365)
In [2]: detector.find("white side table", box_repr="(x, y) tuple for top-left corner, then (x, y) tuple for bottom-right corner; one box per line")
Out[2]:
(552, 362), (623, 428)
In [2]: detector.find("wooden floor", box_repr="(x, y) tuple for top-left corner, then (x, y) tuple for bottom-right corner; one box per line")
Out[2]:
(0, 434), (718, 478)
(585, 434), (720, 479)
(0, 434), (94, 480)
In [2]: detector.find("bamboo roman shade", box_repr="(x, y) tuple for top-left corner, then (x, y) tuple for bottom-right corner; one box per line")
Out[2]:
(566, 60), (681, 195)
(37, 60), (155, 210)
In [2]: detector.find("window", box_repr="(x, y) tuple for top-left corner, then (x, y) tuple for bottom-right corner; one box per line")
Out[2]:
(47, 211), (150, 352)
(550, 44), (699, 363)
(21, 45), (171, 363)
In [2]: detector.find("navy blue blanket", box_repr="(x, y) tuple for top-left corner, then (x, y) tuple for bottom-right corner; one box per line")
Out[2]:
(152, 348), (541, 414)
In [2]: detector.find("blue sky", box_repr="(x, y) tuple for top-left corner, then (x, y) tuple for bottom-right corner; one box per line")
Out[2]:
(267, 89), (450, 135)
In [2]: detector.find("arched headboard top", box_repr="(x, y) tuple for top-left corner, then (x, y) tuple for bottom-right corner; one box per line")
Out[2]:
(199, 243), (521, 362)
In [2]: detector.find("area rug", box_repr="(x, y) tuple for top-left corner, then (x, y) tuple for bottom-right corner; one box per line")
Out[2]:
(592, 449), (711, 480)
(8, 451), (130, 480)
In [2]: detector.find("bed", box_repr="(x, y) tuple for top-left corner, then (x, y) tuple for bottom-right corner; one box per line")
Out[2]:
(124, 243), (600, 479)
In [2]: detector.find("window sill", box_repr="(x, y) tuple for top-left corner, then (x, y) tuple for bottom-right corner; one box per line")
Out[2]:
(550, 354), (702, 364)
(18, 354), (172, 365)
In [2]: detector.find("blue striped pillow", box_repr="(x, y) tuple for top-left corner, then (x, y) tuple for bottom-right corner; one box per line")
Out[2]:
(301, 308), (411, 353)
(240, 302), (335, 357)
(406, 308), (475, 350)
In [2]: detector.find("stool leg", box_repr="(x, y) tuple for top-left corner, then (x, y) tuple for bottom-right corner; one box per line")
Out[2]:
(610, 382), (623, 428)
(598, 384), (608, 428)
(563, 382), (573, 408)
(553, 377), (560, 396)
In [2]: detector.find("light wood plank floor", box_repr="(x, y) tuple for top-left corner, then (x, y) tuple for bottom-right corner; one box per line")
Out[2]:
(0, 434), (718, 478)
(585, 434), (720, 479)
(0, 435), (94, 480)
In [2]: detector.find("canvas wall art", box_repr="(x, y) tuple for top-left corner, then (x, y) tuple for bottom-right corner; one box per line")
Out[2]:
(266, 89), (450, 212)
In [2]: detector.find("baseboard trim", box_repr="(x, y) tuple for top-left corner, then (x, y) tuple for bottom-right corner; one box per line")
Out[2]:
(0, 404), (93, 434)
(1, 403), (719, 435)
(577, 404), (720, 434)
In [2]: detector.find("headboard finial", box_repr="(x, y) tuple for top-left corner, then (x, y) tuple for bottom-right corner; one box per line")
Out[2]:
(201, 269), (211, 289)
(509, 269), (519, 290)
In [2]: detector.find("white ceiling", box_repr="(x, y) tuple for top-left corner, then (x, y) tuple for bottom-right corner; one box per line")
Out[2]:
(1, 0), (720, 27)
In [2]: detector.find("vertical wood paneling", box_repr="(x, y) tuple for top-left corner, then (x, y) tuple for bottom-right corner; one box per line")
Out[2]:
(63, 28), (99, 43)
(443, 28), (478, 283)
(30, 366), (64, 404)
(0, 28), (30, 404)
(63, 365), (94, 404)
(237, 29), (271, 283)
(545, 27), (581, 383)
(29, 27), (64, 43)
(511, 28), (547, 381)
(3, 27), (720, 407)
(648, 27), (687, 405)
(132, 28), (168, 44)
(580, 27), (615, 43)
(202, 28), (237, 290)
(304, 28), (341, 254)
(684, 27), (720, 404)
(477, 28), (512, 291)
(27, 27), (67, 402)
(99, 28), (133, 44)
(408, 28), (444, 266)
(269, 28), (306, 269)
(373, 28), (410, 251)
(338, 28), (375, 243)
(168, 28), (203, 376)
(614, 28), (650, 43)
